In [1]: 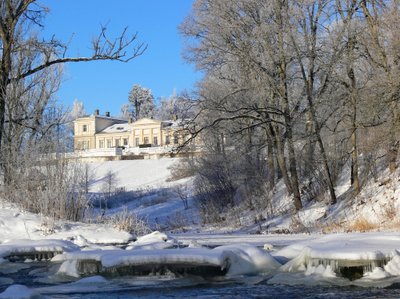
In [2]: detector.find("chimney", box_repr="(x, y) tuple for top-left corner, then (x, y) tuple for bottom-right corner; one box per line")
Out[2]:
(94, 109), (99, 116)
(105, 111), (110, 117)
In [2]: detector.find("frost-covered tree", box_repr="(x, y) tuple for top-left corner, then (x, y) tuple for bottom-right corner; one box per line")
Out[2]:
(69, 99), (86, 121)
(181, 0), (400, 220)
(158, 90), (197, 120)
(127, 84), (156, 120)
(120, 103), (130, 120)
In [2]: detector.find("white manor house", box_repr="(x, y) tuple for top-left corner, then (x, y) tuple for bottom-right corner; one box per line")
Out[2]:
(73, 109), (195, 157)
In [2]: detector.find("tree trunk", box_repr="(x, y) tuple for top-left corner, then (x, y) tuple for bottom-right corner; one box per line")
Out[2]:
(273, 125), (293, 196)
(283, 99), (302, 211)
(0, 37), (13, 184)
(267, 134), (275, 190)
(388, 106), (399, 173)
(309, 102), (337, 205)
(349, 75), (360, 194)
(305, 111), (314, 177)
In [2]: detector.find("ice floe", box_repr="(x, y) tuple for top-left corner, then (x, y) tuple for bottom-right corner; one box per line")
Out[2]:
(0, 239), (79, 261)
(54, 243), (280, 278)
(274, 233), (400, 283)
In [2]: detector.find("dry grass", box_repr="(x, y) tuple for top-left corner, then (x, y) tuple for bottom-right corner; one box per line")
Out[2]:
(347, 217), (378, 232)
(109, 207), (151, 236)
(321, 220), (345, 233)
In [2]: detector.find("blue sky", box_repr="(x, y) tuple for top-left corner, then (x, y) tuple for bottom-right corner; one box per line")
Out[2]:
(40, 0), (200, 116)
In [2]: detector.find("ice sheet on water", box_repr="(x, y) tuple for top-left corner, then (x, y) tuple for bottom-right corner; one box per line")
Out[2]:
(270, 233), (400, 287)
(0, 239), (79, 260)
(56, 243), (281, 278)
(275, 232), (400, 261)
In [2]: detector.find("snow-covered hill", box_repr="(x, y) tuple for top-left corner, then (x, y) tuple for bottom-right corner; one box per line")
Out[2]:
(1, 157), (399, 243)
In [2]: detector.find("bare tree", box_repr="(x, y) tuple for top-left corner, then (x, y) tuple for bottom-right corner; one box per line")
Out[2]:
(181, 0), (304, 210)
(174, 184), (189, 210)
(358, 0), (400, 173)
(0, 0), (146, 183)
(180, 0), (399, 223)
(101, 169), (118, 211)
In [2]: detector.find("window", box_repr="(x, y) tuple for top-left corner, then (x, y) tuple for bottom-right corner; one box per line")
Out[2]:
(165, 136), (170, 145)
(99, 140), (104, 148)
(174, 135), (179, 145)
(144, 137), (149, 144)
(107, 139), (112, 148)
(135, 137), (140, 146)
(153, 136), (158, 145)
(115, 139), (120, 147)
(123, 138), (128, 146)
(82, 140), (89, 150)
(82, 124), (87, 132)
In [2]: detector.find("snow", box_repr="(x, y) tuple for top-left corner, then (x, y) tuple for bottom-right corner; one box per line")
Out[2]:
(214, 244), (281, 276)
(50, 225), (134, 245)
(384, 253), (400, 276)
(275, 232), (400, 261)
(0, 203), (135, 246)
(89, 158), (180, 192)
(126, 231), (178, 250)
(2, 158), (400, 295)
(173, 233), (317, 248)
(99, 123), (130, 133)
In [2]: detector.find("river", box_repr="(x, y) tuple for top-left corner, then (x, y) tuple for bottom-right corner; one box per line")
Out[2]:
(2, 260), (400, 298)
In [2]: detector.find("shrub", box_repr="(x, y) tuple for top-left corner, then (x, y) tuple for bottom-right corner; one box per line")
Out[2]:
(3, 157), (90, 222)
(109, 207), (151, 235)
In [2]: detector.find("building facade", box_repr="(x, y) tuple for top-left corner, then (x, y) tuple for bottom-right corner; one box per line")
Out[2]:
(73, 110), (192, 152)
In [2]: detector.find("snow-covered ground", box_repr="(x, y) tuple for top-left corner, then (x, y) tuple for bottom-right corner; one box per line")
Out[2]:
(89, 159), (179, 192)
(2, 158), (400, 297)
(88, 158), (199, 230)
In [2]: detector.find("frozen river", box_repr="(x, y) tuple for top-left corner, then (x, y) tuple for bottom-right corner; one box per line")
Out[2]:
(2, 232), (400, 298)
(3, 262), (400, 299)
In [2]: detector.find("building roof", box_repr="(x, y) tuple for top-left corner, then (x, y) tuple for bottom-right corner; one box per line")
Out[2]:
(73, 114), (126, 123)
(98, 123), (131, 134)
(93, 115), (126, 122)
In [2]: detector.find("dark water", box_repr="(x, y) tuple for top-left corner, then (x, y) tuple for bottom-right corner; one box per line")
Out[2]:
(45, 279), (400, 299)
(2, 261), (400, 298)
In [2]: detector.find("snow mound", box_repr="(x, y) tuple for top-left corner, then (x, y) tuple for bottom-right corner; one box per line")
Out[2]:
(126, 231), (178, 250)
(52, 224), (135, 245)
(215, 244), (281, 276)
